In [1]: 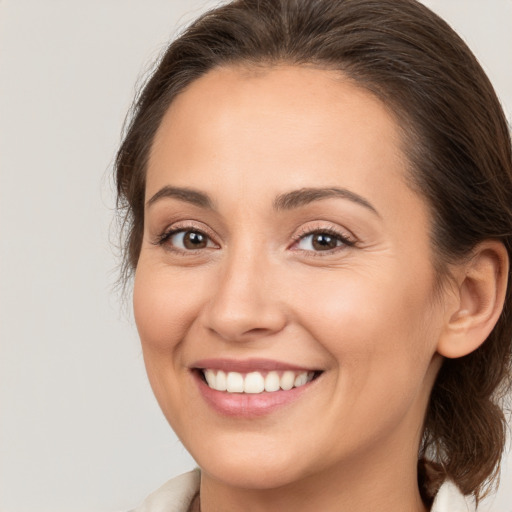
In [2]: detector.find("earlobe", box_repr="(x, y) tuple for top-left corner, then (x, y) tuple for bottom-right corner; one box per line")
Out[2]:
(437, 241), (509, 359)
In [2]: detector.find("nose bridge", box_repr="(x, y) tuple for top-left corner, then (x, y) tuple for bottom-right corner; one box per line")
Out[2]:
(202, 237), (286, 341)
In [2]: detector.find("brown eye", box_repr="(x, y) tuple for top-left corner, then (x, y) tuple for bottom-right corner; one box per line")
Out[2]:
(295, 229), (353, 253)
(311, 233), (339, 251)
(182, 231), (208, 249)
(163, 229), (215, 251)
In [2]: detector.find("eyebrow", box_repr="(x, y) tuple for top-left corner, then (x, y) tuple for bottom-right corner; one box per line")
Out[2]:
(146, 185), (379, 216)
(146, 186), (214, 209)
(273, 187), (379, 215)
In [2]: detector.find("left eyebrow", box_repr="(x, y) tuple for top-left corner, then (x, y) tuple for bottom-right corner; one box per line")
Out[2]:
(273, 187), (380, 216)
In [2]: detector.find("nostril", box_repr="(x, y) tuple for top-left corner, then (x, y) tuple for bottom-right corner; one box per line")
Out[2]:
(246, 327), (273, 335)
(206, 324), (286, 343)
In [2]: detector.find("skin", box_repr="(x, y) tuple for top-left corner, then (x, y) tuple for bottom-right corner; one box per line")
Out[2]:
(134, 65), (464, 511)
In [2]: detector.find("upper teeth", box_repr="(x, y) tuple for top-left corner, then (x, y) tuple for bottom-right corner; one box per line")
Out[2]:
(203, 370), (314, 393)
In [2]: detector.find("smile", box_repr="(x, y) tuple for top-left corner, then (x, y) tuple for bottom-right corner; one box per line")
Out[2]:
(202, 369), (316, 393)
(192, 359), (322, 417)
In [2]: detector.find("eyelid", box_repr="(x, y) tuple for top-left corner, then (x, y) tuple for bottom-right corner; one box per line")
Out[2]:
(153, 221), (220, 251)
(152, 220), (356, 256)
(289, 223), (357, 253)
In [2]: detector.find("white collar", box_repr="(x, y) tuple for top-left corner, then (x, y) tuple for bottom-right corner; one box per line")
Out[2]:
(431, 480), (475, 512)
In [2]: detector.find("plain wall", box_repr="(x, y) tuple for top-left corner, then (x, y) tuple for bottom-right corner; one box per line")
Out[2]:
(0, 1), (510, 511)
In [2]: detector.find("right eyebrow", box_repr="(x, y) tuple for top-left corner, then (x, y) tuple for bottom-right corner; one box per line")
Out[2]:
(146, 186), (214, 210)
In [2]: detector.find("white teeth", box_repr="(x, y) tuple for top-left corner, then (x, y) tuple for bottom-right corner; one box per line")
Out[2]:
(204, 369), (216, 388)
(226, 372), (244, 392)
(264, 371), (280, 392)
(244, 372), (265, 393)
(216, 370), (227, 391)
(203, 369), (315, 393)
(280, 371), (295, 390)
(294, 372), (308, 387)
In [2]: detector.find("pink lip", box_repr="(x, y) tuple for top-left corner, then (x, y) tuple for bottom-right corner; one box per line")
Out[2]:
(192, 357), (315, 373)
(191, 362), (320, 418)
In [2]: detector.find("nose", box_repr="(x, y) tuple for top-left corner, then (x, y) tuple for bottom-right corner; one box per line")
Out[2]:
(200, 248), (288, 343)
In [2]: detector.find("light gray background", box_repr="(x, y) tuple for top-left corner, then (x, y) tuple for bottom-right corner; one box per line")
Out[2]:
(0, 1), (510, 511)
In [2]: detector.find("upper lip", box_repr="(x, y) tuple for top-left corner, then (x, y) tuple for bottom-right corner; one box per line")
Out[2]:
(191, 358), (319, 373)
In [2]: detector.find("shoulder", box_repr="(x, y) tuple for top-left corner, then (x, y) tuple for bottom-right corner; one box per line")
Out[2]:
(130, 469), (200, 512)
(431, 480), (475, 512)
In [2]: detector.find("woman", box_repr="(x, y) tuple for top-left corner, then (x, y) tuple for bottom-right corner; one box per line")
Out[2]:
(116, 0), (512, 510)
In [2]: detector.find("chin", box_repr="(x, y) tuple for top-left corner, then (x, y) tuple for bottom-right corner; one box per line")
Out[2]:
(186, 433), (317, 490)
(199, 457), (308, 490)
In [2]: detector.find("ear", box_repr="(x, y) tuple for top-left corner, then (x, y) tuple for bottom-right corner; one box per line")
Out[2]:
(437, 240), (509, 359)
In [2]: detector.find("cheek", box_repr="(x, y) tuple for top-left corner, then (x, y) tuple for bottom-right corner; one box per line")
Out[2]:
(133, 263), (201, 352)
(297, 265), (439, 387)
(304, 272), (439, 441)
(132, 263), (205, 423)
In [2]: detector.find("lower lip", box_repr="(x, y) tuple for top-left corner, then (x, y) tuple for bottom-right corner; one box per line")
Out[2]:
(193, 371), (317, 418)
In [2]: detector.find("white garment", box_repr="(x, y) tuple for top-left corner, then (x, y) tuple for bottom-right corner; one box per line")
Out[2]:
(131, 470), (200, 512)
(131, 469), (475, 512)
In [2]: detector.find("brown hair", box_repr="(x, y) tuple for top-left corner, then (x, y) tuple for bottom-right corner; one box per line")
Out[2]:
(115, 0), (512, 504)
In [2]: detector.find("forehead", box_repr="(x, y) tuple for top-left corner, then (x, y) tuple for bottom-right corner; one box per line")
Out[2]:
(147, 65), (414, 214)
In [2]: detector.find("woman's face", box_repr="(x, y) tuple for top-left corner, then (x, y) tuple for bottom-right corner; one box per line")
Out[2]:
(134, 66), (448, 489)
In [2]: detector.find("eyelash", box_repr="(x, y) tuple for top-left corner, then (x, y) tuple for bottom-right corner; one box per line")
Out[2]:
(290, 226), (356, 255)
(154, 223), (355, 256)
(153, 223), (216, 256)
